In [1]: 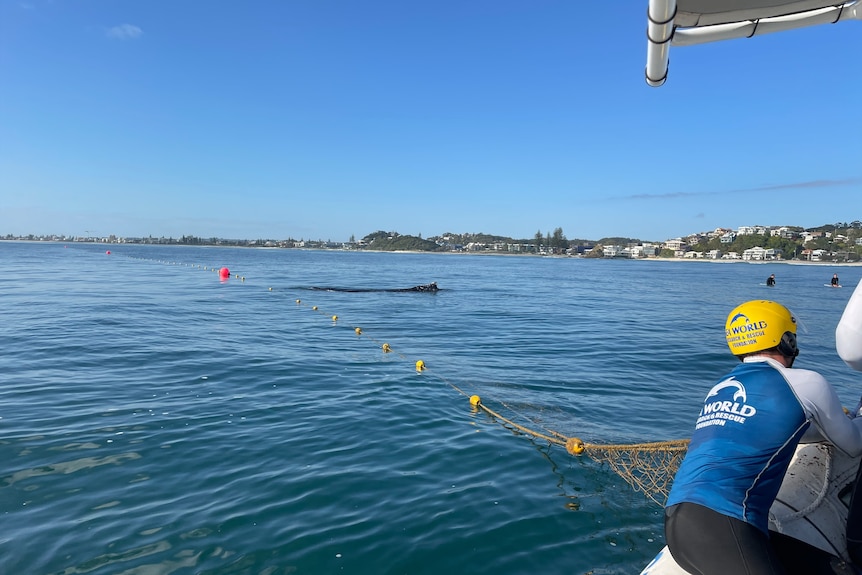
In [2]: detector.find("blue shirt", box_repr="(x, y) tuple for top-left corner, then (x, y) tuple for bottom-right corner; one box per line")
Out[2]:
(666, 361), (809, 533)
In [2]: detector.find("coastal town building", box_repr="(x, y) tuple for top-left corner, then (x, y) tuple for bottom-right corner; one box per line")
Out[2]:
(741, 247), (782, 261)
(5, 221), (861, 261)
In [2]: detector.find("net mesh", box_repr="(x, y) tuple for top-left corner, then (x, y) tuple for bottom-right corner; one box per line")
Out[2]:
(135, 262), (692, 509)
(467, 395), (689, 506)
(582, 441), (689, 506)
(322, 297), (692, 506)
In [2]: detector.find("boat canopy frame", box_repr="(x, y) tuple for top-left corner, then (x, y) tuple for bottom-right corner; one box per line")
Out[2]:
(646, 0), (862, 86)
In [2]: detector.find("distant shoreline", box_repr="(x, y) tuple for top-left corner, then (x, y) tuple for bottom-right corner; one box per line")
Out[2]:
(388, 249), (862, 266)
(5, 239), (862, 267)
(634, 257), (862, 267)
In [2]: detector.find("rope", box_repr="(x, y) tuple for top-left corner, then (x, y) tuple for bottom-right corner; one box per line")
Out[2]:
(768, 443), (833, 531)
(118, 251), (690, 506)
(469, 396), (688, 506)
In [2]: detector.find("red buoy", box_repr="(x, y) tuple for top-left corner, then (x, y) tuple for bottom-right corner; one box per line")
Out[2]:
(219, 267), (230, 280)
(106, 250), (111, 255)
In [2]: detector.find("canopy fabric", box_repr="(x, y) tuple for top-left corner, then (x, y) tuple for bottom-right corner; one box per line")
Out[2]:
(674, 0), (851, 27)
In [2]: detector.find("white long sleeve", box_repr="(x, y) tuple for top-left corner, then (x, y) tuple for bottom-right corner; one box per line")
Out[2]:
(837, 278), (862, 372)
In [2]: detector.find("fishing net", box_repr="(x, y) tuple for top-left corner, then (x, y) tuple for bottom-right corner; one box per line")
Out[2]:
(579, 440), (689, 506)
(130, 253), (692, 507)
(339, 308), (692, 507)
(468, 395), (689, 507)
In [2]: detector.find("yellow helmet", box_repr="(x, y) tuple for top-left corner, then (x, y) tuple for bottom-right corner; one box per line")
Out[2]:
(725, 300), (798, 358)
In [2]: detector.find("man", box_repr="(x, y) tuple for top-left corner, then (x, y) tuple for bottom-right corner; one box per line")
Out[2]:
(664, 300), (862, 575)
(766, 274), (776, 287)
(832, 274), (841, 288)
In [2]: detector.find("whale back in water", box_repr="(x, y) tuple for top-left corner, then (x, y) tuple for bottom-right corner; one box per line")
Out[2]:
(308, 282), (439, 293)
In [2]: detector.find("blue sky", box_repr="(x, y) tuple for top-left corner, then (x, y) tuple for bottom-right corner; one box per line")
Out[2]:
(1, 1), (859, 242)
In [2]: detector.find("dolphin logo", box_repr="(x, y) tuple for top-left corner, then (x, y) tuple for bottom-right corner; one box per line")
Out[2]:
(706, 376), (747, 403)
(729, 313), (749, 325)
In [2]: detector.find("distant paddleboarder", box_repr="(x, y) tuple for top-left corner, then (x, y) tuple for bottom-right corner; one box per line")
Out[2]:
(831, 273), (841, 288)
(766, 274), (776, 287)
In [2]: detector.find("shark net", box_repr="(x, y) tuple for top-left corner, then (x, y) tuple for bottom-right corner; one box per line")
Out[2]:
(467, 394), (689, 507)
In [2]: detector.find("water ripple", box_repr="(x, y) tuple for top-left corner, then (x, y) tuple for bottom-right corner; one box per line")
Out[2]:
(1, 243), (857, 574)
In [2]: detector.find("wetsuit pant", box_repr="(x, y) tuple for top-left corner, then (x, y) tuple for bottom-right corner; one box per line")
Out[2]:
(665, 502), (787, 575)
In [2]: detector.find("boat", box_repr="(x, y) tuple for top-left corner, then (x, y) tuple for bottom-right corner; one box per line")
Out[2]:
(641, 1), (862, 572)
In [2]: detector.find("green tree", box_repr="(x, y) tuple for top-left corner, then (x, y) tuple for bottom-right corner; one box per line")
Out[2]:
(765, 236), (800, 259)
(550, 227), (568, 253)
(808, 236), (832, 251)
(360, 232), (442, 252)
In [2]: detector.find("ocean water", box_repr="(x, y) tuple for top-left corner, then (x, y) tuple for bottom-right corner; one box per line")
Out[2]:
(2, 241), (860, 575)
